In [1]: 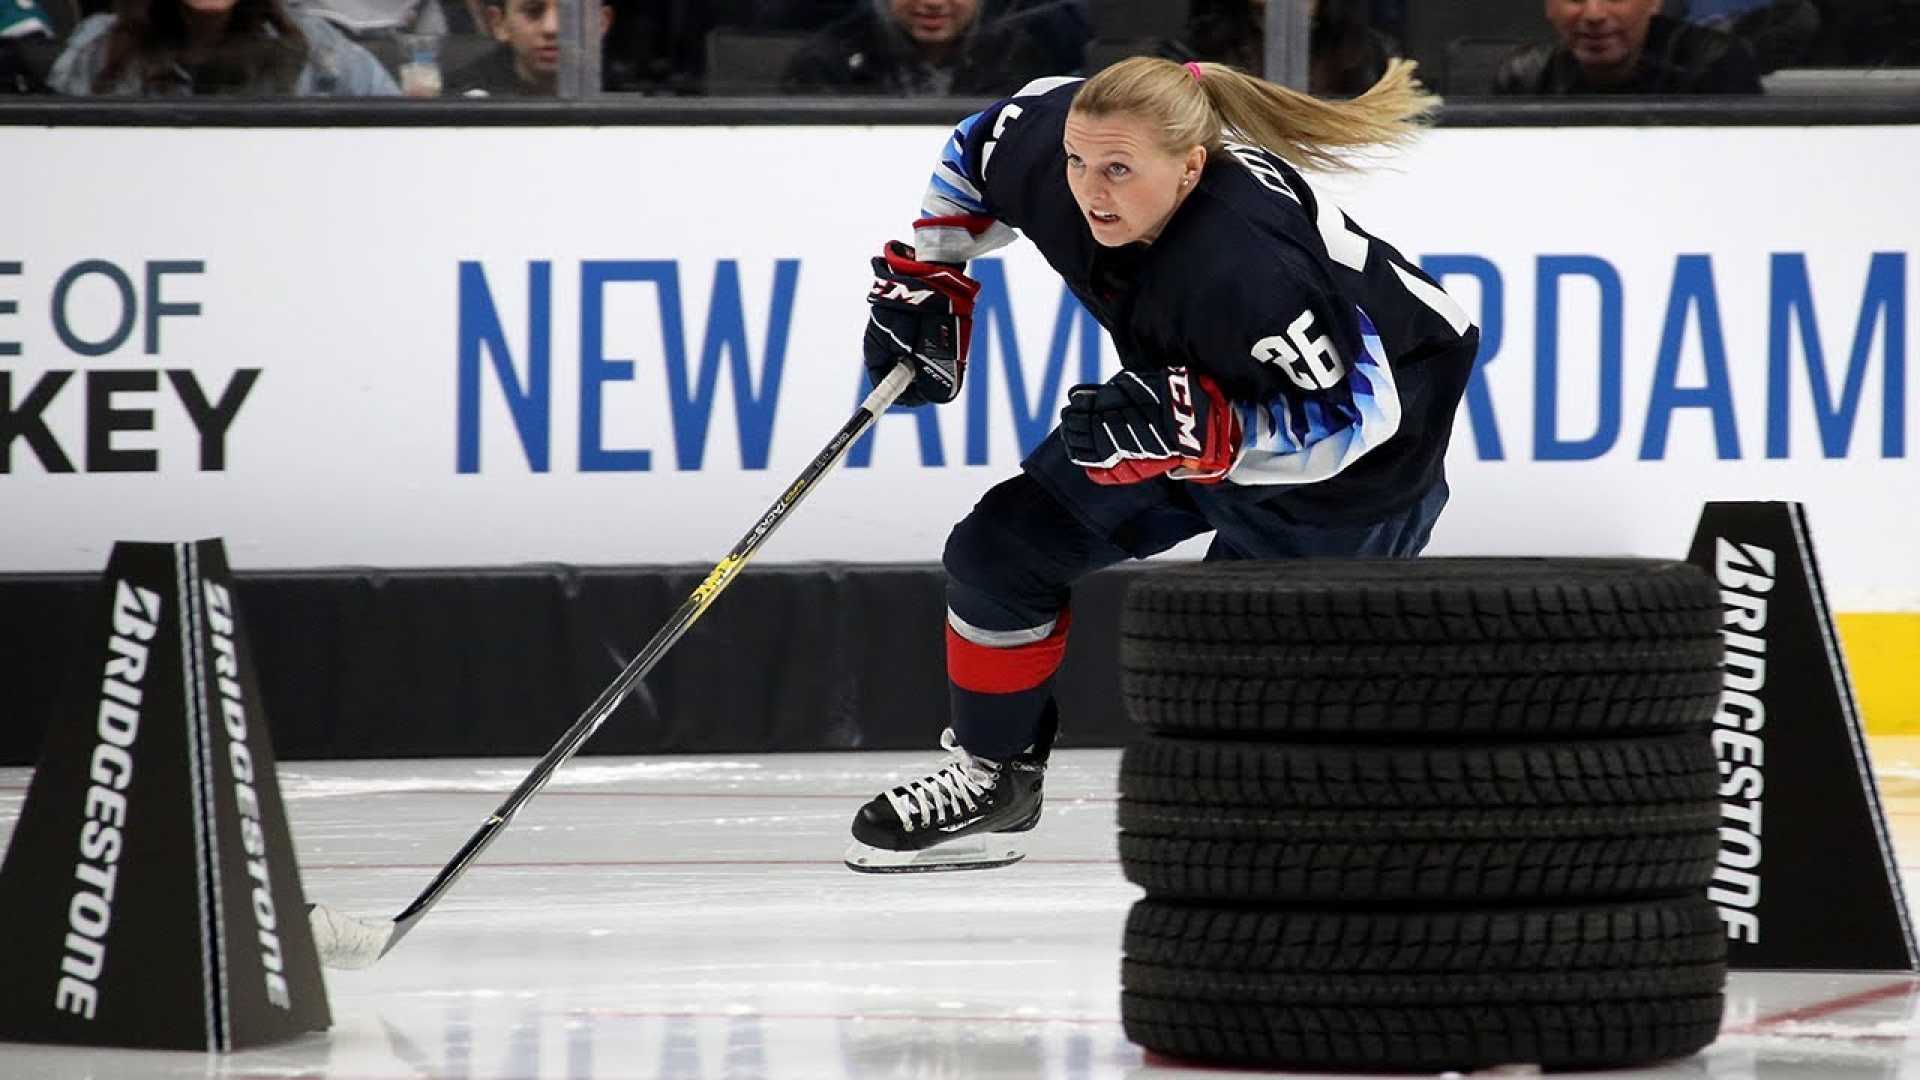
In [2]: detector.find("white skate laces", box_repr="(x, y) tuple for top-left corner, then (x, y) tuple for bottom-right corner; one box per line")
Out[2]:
(884, 729), (1001, 833)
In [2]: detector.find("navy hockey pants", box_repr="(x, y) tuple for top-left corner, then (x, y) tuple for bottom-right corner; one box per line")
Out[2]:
(941, 431), (1449, 761)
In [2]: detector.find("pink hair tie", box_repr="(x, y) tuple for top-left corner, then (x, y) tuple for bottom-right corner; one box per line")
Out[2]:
(1184, 61), (1205, 82)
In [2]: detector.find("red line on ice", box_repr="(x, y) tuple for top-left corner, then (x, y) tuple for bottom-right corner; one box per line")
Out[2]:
(1723, 978), (1918, 1036)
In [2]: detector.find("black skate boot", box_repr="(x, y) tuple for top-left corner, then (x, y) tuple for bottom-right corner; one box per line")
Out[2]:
(844, 728), (1049, 873)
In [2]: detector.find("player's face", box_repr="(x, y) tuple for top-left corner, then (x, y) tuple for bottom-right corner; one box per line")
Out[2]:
(1062, 111), (1202, 247)
(1546, 0), (1660, 74)
(890, 0), (978, 47)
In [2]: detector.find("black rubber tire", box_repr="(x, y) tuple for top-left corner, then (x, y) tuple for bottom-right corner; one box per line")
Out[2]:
(1118, 734), (1722, 903)
(1118, 732), (1720, 812)
(1122, 558), (1723, 740)
(1122, 644), (1725, 739)
(1126, 636), (1727, 679)
(1122, 895), (1726, 1072)
(1118, 738), (1721, 901)
(1123, 558), (1720, 647)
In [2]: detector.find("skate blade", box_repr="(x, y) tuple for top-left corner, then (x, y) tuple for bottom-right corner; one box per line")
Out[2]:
(843, 835), (1027, 874)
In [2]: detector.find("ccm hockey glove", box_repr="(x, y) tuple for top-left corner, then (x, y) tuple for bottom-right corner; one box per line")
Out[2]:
(863, 241), (980, 406)
(1060, 367), (1241, 485)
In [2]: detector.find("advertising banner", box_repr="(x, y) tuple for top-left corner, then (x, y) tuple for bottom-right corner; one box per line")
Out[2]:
(2, 125), (1913, 612)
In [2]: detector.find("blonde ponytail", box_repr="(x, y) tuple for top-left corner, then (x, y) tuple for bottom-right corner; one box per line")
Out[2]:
(1071, 56), (1440, 174)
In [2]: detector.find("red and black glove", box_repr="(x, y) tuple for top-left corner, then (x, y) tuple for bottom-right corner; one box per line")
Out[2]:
(863, 241), (980, 407)
(1060, 367), (1242, 486)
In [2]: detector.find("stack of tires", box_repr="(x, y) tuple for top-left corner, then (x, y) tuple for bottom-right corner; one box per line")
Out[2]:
(1116, 559), (1730, 1072)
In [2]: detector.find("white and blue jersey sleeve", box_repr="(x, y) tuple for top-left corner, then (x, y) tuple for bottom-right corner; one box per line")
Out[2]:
(1225, 307), (1404, 486)
(911, 77), (1081, 264)
(914, 108), (1020, 263)
(925, 109), (992, 218)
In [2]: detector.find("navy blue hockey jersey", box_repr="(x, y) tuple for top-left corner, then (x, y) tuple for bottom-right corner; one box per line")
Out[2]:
(913, 77), (1478, 519)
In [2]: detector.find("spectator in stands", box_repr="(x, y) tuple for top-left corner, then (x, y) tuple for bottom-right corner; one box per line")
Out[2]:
(781, 0), (1056, 96)
(1673, 0), (1819, 72)
(1, 0), (59, 91)
(49, 0), (398, 93)
(447, 0), (610, 95)
(1494, 0), (1763, 94)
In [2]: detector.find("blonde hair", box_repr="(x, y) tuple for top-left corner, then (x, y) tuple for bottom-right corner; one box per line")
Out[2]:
(1069, 56), (1439, 174)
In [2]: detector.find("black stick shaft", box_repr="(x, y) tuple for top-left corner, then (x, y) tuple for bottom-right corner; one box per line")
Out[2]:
(377, 364), (915, 956)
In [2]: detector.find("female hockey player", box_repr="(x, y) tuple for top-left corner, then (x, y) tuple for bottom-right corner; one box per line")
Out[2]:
(845, 57), (1480, 873)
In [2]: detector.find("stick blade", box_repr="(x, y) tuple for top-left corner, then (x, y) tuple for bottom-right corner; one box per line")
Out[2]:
(308, 903), (397, 970)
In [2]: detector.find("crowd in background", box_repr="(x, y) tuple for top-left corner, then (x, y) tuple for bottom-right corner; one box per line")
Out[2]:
(2, 0), (1916, 99)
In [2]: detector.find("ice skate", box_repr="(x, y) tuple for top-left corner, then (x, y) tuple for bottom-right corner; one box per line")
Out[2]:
(844, 728), (1047, 873)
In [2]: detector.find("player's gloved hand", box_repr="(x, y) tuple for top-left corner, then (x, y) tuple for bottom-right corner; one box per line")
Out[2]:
(864, 241), (980, 407)
(1060, 367), (1242, 486)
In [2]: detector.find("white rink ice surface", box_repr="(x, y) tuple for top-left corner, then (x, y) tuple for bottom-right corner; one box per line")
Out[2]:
(5, 745), (1920, 1080)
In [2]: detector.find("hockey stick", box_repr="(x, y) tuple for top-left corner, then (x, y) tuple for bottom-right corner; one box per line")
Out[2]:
(307, 363), (916, 970)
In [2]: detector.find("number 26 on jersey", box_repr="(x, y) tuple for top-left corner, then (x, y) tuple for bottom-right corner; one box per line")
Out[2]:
(1252, 309), (1348, 392)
